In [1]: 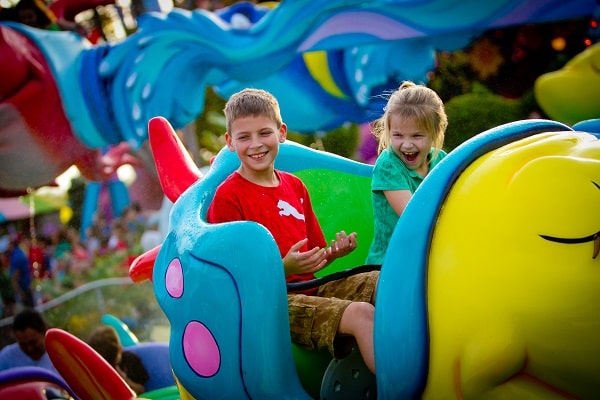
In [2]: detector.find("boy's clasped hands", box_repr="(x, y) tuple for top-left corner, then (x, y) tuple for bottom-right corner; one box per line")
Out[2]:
(283, 231), (357, 276)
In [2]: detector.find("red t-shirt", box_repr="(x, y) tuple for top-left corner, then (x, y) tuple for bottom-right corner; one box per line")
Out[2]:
(206, 170), (326, 288)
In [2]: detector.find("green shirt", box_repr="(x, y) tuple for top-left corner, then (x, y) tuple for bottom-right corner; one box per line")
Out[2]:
(366, 147), (446, 265)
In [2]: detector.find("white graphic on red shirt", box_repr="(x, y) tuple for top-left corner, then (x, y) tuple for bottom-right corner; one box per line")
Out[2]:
(277, 199), (305, 221)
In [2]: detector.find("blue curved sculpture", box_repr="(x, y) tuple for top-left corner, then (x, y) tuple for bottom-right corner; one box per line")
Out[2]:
(1, 0), (596, 196)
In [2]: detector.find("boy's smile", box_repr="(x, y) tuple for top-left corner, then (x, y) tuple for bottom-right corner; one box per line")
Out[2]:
(226, 114), (287, 185)
(250, 151), (267, 160)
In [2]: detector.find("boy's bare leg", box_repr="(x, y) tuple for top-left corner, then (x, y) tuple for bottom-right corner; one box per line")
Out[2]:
(338, 301), (375, 373)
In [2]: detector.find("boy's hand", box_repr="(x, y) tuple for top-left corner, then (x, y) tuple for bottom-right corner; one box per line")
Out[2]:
(325, 231), (357, 261)
(283, 238), (327, 276)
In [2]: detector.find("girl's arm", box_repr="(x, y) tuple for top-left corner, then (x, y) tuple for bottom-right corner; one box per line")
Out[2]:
(383, 189), (413, 217)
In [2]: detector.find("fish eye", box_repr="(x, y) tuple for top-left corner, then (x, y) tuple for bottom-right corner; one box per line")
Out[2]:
(539, 181), (599, 258)
(539, 230), (600, 259)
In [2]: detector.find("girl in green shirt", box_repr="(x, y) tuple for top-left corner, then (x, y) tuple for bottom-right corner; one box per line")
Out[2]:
(366, 81), (448, 265)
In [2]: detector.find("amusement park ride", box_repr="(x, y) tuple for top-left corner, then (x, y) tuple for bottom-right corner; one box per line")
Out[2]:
(0, 0), (599, 398)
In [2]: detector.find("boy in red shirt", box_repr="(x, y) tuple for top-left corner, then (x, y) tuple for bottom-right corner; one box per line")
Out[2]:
(207, 88), (378, 373)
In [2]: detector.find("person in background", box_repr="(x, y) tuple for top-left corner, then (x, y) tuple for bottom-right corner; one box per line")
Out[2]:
(85, 213), (111, 258)
(65, 227), (91, 281)
(140, 212), (162, 253)
(122, 203), (145, 248)
(36, 235), (54, 279)
(365, 81), (448, 265)
(0, 308), (58, 374)
(6, 235), (34, 308)
(87, 325), (149, 395)
(0, 236), (16, 317)
(52, 227), (72, 287)
(108, 218), (128, 252)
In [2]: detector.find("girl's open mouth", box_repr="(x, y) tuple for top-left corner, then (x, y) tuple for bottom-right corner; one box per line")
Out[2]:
(403, 152), (418, 163)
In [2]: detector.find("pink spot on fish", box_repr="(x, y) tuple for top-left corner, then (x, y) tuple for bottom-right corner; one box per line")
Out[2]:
(183, 321), (221, 377)
(166, 258), (183, 298)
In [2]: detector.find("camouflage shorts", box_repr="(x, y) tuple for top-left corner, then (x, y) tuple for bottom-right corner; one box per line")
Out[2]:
(287, 270), (379, 358)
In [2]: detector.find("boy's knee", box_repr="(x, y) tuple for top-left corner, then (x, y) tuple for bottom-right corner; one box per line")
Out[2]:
(355, 301), (375, 314)
(344, 301), (374, 324)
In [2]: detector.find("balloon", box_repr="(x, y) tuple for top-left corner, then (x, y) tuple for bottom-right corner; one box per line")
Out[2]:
(59, 205), (73, 224)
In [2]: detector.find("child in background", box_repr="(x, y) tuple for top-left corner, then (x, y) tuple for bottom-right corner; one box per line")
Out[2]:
(366, 81), (448, 265)
(87, 326), (149, 395)
(207, 88), (379, 373)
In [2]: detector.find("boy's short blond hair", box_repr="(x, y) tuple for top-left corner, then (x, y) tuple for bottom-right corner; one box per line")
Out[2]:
(224, 88), (283, 133)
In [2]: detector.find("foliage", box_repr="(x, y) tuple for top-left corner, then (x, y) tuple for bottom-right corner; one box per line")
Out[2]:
(429, 50), (476, 102)
(194, 87), (228, 165)
(287, 123), (360, 159)
(431, 20), (589, 102)
(429, 20), (590, 150)
(443, 84), (530, 151)
(37, 252), (167, 342)
(42, 279), (162, 342)
(320, 123), (360, 159)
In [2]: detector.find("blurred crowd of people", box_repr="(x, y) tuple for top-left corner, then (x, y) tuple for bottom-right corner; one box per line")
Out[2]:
(0, 202), (163, 318)
(0, 203), (160, 393)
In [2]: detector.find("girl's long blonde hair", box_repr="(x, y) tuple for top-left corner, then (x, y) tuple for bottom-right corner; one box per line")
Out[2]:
(372, 81), (447, 155)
